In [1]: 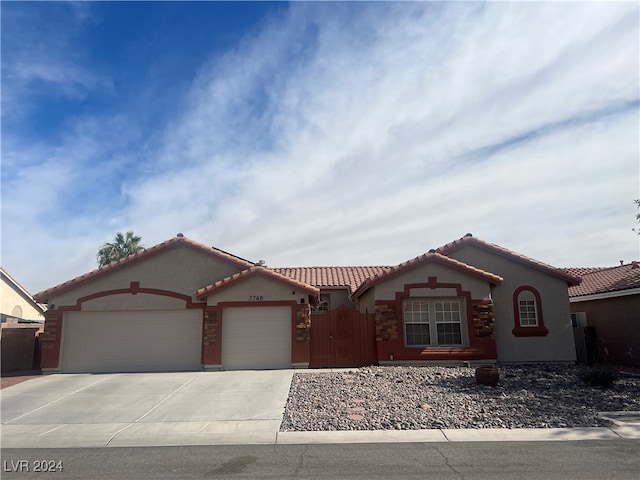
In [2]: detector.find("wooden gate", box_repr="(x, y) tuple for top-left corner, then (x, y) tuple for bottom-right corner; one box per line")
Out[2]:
(309, 305), (377, 368)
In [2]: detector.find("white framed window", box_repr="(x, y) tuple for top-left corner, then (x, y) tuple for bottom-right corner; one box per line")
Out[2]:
(403, 299), (464, 347)
(512, 286), (548, 336)
(434, 300), (463, 345)
(404, 300), (430, 346)
(517, 291), (538, 327)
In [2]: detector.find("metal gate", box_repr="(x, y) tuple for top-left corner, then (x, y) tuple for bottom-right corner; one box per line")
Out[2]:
(310, 305), (377, 368)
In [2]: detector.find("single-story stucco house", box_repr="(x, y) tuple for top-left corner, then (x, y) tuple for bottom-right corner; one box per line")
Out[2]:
(33, 233), (581, 373)
(1, 266), (46, 324)
(1, 267), (46, 373)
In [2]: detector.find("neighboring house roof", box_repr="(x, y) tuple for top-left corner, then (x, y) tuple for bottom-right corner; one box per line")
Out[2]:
(563, 267), (610, 277)
(435, 234), (582, 286)
(568, 261), (640, 298)
(271, 266), (391, 293)
(0, 266), (46, 315)
(34, 234), (256, 303)
(351, 252), (504, 299)
(196, 266), (319, 299)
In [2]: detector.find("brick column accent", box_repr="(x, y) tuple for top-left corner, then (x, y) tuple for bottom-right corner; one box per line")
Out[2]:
(203, 310), (218, 345)
(202, 308), (221, 367)
(295, 305), (311, 342)
(375, 303), (398, 341)
(40, 310), (63, 370)
(472, 297), (496, 340)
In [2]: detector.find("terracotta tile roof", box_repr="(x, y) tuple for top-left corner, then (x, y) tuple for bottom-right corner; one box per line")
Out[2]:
(351, 252), (504, 299)
(436, 234), (582, 286)
(271, 266), (391, 293)
(196, 266), (319, 299)
(562, 267), (610, 278)
(34, 235), (255, 303)
(568, 262), (640, 297)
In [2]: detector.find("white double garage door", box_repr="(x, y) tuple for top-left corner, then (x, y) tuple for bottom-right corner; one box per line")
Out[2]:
(61, 306), (292, 373)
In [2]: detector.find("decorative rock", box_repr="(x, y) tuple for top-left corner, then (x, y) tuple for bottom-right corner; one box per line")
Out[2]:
(280, 365), (640, 432)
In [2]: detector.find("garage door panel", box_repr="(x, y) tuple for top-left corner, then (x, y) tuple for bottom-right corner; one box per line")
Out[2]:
(62, 310), (202, 373)
(222, 306), (291, 370)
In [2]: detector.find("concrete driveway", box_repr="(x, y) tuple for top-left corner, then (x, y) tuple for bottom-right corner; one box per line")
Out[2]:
(1, 370), (294, 448)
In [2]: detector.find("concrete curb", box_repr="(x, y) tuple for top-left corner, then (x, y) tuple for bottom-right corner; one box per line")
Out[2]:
(2, 424), (638, 449)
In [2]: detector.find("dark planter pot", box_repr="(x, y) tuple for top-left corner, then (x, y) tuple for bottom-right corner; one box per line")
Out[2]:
(475, 366), (499, 386)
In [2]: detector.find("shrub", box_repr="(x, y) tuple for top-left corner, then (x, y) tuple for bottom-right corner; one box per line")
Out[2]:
(580, 367), (617, 388)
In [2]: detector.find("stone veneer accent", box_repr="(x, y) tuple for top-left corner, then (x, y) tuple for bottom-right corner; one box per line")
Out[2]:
(39, 310), (61, 349)
(472, 298), (496, 339)
(296, 305), (311, 342)
(375, 303), (399, 341)
(203, 310), (218, 346)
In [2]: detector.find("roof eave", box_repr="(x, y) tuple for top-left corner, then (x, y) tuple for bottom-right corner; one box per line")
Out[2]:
(437, 236), (581, 286)
(351, 253), (502, 300)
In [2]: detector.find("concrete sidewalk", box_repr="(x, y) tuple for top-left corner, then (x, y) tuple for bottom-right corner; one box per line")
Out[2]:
(2, 423), (638, 448)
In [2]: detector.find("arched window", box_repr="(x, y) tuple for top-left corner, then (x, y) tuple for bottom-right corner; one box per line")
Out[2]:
(512, 286), (548, 336)
(11, 305), (23, 319)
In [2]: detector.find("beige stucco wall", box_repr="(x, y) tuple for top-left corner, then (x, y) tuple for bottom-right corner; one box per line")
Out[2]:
(206, 275), (307, 306)
(81, 293), (186, 311)
(318, 288), (354, 310)
(1, 276), (44, 321)
(372, 262), (492, 301)
(447, 245), (576, 363)
(357, 289), (376, 313)
(46, 246), (245, 307)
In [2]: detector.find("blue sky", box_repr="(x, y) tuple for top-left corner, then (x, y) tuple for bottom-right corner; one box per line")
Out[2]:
(1, 1), (639, 293)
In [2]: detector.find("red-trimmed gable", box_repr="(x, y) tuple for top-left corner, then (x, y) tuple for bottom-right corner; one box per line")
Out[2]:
(436, 234), (581, 286)
(196, 266), (319, 300)
(34, 235), (255, 303)
(351, 252), (503, 299)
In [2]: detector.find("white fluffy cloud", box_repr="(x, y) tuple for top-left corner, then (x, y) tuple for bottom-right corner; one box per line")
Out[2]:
(2, 2), (638, 292)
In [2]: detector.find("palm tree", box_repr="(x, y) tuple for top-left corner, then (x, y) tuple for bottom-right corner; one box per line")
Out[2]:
(97, 231), (144, 267)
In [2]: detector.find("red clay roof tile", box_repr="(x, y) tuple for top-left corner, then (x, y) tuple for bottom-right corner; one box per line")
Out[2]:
(563, 267), (610, 277)
(568, 262), (640, 297)
(270, 266), (391, 293)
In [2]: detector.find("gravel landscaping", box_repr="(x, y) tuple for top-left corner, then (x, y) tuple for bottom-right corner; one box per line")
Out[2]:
(280, 364), (640, 431)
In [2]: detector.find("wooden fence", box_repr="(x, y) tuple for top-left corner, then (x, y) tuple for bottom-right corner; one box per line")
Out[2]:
(309, 305), (377, 368)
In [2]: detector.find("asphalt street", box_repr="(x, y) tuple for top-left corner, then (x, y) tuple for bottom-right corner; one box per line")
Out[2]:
(2, 440), (639, 480)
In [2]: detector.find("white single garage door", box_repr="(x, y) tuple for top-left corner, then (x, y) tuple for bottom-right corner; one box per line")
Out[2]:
(222, 306), (291, 370)
(62, 310), (202, 373)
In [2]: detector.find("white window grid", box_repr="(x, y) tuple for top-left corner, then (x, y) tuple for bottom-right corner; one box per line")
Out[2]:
(404, 301), (430, 346)
(519, 299), (538, 326)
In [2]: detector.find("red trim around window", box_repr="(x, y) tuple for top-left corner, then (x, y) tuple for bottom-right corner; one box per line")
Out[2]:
(512, 286), (548, 336)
